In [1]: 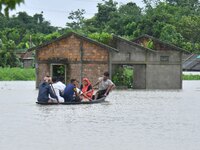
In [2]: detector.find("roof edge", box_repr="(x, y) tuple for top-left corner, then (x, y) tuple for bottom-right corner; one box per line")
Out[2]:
(132, 34), (191, 54)
(112, 35), (157, 53)
(26, 31), (119, 52)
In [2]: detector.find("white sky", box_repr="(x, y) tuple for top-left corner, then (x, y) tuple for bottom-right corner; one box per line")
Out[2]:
(10, 0), (145, 28)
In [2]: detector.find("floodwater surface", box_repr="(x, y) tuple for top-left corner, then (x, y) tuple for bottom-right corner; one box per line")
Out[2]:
(0, 81), (200, 150)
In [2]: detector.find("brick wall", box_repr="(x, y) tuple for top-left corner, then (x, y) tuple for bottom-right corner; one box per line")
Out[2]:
(82, 63), (108, 85)
(69, 63), (81, 82)
(37, 63), (49, 84)
(83, 41), (109, 61)
(36, 34), (110, 87)
(38, 35), (81, 61)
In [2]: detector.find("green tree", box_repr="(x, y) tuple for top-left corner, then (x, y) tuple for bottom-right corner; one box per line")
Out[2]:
(95, 0), (118, 29)
(66, 9), (86, 30)
(0, 0), (24, 17)
(160, 24), (183, 46)
(178, 15), (200, 43)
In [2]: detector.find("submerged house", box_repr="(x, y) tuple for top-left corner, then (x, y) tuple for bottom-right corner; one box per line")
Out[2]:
(27, 32), (186, 89)
(26, 32), (118, 88)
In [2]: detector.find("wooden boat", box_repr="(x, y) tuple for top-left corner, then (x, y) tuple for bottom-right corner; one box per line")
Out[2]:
(36, 96), (106, 105)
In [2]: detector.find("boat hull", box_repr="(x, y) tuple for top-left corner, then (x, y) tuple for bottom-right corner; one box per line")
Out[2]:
(36, 97), (106, 105)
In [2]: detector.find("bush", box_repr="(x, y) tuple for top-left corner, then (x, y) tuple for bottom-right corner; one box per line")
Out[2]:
(0, 67), (35, 81)
(88, 32), (112, 44)
(112, 66), (133, 88)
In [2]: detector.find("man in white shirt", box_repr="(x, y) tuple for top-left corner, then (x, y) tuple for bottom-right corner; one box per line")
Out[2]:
(50, 77), (66, 102)
(93, 71), (115, 99)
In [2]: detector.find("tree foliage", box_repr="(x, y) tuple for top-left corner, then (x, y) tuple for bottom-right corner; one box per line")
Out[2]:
(0, 11), (59, 67)
(0, 0), (24, 17)
(1, 0), (200, 67)
(74, 0), (200, 52)
(66, 9), (86, 30)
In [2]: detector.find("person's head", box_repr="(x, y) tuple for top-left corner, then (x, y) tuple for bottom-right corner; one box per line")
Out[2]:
(52, 77), (57, 83)
(103, 71), (109, 81)
(70, 79), (76, 85)
(75, 80), (80, 87)
(82, 78), (90, 86)
(58, 76), (65, 83)
(43, 75), (51, 83)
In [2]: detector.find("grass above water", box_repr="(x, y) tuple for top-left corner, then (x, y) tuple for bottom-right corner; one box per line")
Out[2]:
(182, 74), (200, 80)
(0, 68), (35, 81)
(0, 67), (200, 81)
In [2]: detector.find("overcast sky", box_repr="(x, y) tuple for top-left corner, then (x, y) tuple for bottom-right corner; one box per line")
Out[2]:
(10, 0), (144, 28)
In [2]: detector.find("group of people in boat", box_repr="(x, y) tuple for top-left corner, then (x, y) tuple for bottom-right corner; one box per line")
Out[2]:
(37, 71), (115, 103)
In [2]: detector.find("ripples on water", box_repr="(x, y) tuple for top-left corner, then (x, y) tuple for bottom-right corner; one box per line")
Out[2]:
(0, 81), (200, 150)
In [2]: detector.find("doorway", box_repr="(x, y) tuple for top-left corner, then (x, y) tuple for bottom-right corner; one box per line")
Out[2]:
(112, 65), (134, 88)
(112, 64), (146, 89)
(51, 64), (66, 83)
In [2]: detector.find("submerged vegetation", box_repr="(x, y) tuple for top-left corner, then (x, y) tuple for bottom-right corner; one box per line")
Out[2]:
(0, 68), (35, 81)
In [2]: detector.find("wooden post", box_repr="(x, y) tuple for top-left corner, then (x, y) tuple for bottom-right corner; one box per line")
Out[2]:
(80, 40), (83, 84)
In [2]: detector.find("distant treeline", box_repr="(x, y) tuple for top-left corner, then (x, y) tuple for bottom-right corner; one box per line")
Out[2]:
(0, 0), (200, 67)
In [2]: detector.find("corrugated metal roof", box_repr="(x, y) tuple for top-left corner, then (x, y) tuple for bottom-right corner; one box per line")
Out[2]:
(183, 54), (200, 71)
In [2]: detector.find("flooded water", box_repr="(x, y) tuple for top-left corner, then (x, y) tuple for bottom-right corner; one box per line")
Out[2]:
(0, 81), (200, 150)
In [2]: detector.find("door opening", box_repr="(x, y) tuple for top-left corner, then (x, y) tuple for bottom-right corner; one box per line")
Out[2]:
(112, 65), (134, 89)
(51, 64), (66, 83)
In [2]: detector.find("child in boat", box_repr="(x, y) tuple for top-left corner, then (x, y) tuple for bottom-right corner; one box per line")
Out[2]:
(80, 78), (94, 101)
(93, 71), (115, 99)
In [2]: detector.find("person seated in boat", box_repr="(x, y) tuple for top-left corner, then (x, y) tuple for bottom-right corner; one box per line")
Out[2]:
(80, 78), (94, 101)
(57, 76), (66, 90)
(93, 71), (115, 99)
(37, 76), (58, 103)
(50, 77), (65, 102)
(63, 79), (80, 102)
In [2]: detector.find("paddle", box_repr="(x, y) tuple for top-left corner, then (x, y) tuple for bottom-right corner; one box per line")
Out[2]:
(50, 83), (59, 104)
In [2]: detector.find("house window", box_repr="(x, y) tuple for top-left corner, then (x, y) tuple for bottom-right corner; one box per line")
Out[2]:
(160, 56), (169, 62)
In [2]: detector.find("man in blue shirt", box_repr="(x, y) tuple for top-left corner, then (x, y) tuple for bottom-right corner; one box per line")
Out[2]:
(37, 76), (58, 103)
(63, 79), (80, 102)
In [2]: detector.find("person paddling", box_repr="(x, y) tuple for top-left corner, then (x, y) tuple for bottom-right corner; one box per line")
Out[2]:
(93, 71), (115, 99)
(37, 76), (58, 103)
(80, 78), (94, 101)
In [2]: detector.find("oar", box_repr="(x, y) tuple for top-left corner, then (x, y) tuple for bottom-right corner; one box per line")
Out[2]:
(50, 83), (59, 104)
